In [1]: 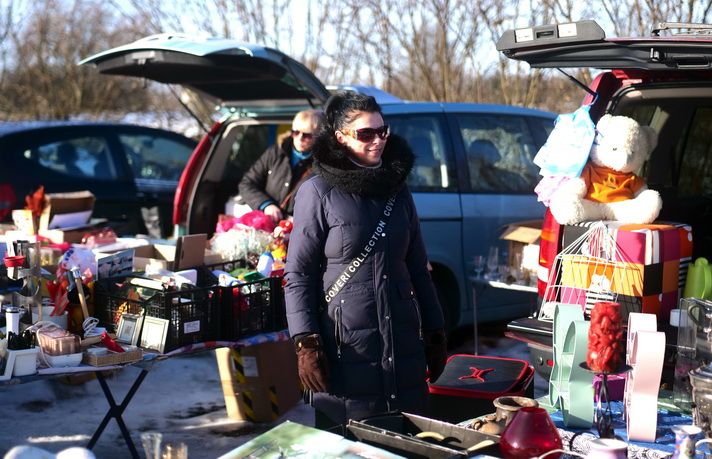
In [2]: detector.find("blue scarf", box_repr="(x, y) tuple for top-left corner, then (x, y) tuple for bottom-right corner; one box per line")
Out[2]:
(291, 148), (311, 167)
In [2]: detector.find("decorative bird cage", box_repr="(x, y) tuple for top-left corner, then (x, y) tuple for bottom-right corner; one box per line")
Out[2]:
(538, 221), (644, 323)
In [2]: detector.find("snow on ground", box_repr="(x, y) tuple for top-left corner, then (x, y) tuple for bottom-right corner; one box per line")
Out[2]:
(0, 326), (544, 458)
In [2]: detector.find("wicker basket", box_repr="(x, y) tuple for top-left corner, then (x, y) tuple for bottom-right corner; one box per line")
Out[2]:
(83, 348), (143, 366)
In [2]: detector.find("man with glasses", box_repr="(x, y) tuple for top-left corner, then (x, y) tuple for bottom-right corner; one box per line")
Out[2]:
(239, 109), (325, 223)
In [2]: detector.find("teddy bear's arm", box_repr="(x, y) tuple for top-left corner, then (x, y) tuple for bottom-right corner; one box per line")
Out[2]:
(606, 187), (662, 224)
(549, 177), (612, 225)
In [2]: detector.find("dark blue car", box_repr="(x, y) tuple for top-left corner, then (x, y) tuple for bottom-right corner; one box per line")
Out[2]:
(0, 121), (196, 237)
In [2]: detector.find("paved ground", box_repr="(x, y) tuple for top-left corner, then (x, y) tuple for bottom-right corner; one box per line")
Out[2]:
(0, 321), (545, 458)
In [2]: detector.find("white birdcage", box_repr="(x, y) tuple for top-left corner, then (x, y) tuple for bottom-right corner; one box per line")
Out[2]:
(538, 221), (644, 322)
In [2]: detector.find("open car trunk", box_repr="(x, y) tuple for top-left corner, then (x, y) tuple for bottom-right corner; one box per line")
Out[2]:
(184, 117), (293, 236)
(499, 20), (712, 378)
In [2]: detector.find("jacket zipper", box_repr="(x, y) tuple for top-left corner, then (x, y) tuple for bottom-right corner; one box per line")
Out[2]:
(334, 304), (343, 358)
(413, 297), (423, 340)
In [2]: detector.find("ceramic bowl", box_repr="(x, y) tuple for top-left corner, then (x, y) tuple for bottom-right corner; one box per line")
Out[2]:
(45, 352), (83, 368)
(493, 396), (539, 426)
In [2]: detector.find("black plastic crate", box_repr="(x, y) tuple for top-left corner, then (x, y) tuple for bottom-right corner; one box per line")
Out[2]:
(205, 259), (249, 274)
(219, 276), (286, 340)
(94, 268), (220, 352)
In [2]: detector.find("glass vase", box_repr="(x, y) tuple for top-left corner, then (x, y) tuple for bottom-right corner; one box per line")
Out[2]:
(500, 406), (563, 459)
(671, 425), (702, 459)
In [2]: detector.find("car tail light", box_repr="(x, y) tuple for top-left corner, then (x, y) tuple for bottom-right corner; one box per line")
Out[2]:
(538, 209), (562, 300)
(173, 120), (224, 227)
(0, 184), (17, 220)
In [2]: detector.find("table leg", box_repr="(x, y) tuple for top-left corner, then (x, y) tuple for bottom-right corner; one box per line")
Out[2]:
(472, 281), (479, 355)
(87, 368), (148, 458)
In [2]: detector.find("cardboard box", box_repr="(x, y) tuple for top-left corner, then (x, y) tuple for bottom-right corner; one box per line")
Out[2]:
(39, 226), (100, 244)
(37, 191), (96, 244)
(216, 340), (300, 422)
(500, 220), (542, 271)
(204, 250), (230, 267)
(133, 234), (207, 271)
(11, 209), (36, 235)
(39, 191), (95, 231)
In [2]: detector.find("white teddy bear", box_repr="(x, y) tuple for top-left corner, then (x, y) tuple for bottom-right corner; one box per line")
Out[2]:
(549, 114), (662, 225)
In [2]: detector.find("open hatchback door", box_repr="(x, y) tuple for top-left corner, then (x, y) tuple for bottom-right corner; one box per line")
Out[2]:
(497, 20), (712, 70)
(80, 33), (330, 109)
(497, 20), (712, 380)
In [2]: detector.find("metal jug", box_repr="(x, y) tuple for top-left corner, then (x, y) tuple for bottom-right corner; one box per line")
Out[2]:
(687, 299), (712, 363)
(689, 365), (712, 438)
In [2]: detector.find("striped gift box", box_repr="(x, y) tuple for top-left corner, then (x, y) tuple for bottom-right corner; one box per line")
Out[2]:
(561, 221), (693, 321)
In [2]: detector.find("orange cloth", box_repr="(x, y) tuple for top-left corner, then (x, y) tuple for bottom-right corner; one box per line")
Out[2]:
(581, 163), (644, 203)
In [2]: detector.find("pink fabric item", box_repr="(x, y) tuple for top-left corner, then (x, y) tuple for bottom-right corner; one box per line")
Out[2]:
(215, 216), (241, 233)
(215, 211), (276, 233)
(535, 175), (571, 206)
(237, 210), (276, 233)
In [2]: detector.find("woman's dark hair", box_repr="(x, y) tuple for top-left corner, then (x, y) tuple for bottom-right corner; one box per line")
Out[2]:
(323, 91), (383, 132)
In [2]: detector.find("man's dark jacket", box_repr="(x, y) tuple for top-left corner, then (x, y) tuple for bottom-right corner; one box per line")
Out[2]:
(238, 136), (312, 215)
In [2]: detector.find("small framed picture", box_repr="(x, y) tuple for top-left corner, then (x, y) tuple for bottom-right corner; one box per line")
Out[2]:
(140, 317), (170, 353)
(116, 313), (143, 346)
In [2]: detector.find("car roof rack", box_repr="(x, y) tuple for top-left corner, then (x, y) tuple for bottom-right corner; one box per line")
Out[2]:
(652, 22), (712, 37)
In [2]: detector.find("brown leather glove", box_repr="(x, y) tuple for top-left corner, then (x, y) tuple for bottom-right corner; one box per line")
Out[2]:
(425, 329), (448, 382)
(295, 334), (330, 393)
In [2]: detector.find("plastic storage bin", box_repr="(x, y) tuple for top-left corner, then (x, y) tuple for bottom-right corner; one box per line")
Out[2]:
(347, 411), (500, 458)
(94, 268), (220, 352)
(219, 276), (286, 340)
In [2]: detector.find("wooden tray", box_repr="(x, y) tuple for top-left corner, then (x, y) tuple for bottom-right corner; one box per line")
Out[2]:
(83, 348), (143, 367)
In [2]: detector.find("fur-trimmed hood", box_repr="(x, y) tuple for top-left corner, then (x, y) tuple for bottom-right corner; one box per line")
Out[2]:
(312, 131), (414, 198)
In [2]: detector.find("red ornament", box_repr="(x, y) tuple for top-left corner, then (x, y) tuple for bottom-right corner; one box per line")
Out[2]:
(278, 219), (293, 233)
(24, 185), (45, 218)
(101, 331), (125, 353)
(587, 301), (623, 373)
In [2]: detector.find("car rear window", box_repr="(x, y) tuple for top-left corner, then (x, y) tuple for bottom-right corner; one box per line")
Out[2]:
(29, 137), (117, 180)
(119, 134), (194, 181)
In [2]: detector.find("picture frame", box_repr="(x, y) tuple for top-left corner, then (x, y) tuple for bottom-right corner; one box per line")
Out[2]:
(139, 317), (170, 353)
(116, 313), (143, 346)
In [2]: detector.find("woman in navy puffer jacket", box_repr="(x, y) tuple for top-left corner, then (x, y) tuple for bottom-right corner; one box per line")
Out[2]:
(284, 91), (447, 432)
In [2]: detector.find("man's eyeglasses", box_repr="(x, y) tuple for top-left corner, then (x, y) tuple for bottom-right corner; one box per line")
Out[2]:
(291, 130), (314, 140)
(340, 125), (390, 143)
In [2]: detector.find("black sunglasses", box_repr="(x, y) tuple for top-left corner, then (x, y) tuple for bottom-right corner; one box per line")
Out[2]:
(341, 125), (390, 143)
(291, 130), (314, 140)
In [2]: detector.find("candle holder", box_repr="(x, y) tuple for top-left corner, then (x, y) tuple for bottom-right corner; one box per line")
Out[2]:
(580, 362), (632, 438)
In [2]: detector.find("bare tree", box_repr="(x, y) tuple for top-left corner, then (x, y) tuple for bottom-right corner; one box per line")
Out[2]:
(338, 0), (481, 102)
(601, 0), (712, 36)
(0, 0), (16, 89)
(0, 0), (155, 120)
(7, 0), (710, 122)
